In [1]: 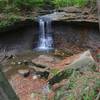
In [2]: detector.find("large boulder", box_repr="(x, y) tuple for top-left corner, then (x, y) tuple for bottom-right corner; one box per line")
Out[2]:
(65, 50), (96, 71)
(53, 50), (96, 70)
(48, 50), (97, 85)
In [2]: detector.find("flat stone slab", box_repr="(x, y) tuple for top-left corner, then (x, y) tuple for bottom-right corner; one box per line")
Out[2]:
(38, 7), (98, 23)
(32, 55), (59, 68)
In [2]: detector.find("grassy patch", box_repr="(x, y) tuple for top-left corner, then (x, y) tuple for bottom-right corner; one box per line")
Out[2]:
(51, 68), (60, 77)
(13, 0), (44, 10)
(96, 54), (100, 59)
(53, 72), (100, 100)
(0, 0), (7, 12)
(52, 0), (89, 8)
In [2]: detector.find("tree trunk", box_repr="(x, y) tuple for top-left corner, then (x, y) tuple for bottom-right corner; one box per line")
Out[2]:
(0, 66), (19, 100)
(97, 0), (100, 30)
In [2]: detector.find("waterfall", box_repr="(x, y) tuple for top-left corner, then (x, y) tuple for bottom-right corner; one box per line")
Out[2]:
(36, 17), (53, 51)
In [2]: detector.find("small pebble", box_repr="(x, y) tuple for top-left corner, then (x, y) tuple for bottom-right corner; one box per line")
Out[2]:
(17, 62), (22, 65)
(32, 75), (38, 80)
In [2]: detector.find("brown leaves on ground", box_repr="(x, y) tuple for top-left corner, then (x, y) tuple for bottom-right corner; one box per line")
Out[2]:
(10, 74), (47, 100)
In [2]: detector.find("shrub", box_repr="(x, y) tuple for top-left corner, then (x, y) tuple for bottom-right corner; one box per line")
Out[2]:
(3, 5), (19, 13)
(74, 0), (88, 7)
(13, 0), (44, 10)
(0, 0), (7, 12)
(0, 15), (21, 29)
(52, 0), (89, 8)
(52, 0), (74, 8)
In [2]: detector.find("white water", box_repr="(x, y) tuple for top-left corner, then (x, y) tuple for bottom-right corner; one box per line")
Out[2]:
(37, 18), (53, 51)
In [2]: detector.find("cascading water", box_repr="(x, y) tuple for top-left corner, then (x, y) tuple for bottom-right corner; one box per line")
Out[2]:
(36, 17), (53, 51)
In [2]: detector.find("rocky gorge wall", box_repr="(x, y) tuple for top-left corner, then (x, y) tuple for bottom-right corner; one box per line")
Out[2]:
(52, 21), (100, 52)
(0, 19), (99, 55)
(0, 20), (38, 55)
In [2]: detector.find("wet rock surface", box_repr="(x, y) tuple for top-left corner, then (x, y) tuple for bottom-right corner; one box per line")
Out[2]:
(32, 55), (59, 68)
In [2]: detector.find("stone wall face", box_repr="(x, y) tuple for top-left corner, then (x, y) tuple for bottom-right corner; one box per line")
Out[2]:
(52, 21), (100, 51)
(0, 21), (38, 55)
(0, 20), (99, 54)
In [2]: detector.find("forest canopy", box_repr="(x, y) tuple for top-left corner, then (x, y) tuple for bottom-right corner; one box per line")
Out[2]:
(0, 0), (96, 12)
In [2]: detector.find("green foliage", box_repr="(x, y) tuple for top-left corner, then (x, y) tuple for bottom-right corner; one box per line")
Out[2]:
(3, 5), (19, 13)
(8, 14), (21, 22)
(94, 79), (100, 89)
(0, 21), (10, 28)
(54, 71), (77, 100)
(0, 0), (96, 12)
(0, 15), (21, 28)
(52, 0), (89, 8)
(51, 0), (73, 8)
(0, 0), (96, 29)
(82, 89), (97, 100)
(96, 54), (100, 59)
(13, 0), (44, 10)
(0, 0), (7, 11)
(53, 72), (100, 100)
(74, 0), (88, 7)
(51, 68), (60, 77)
